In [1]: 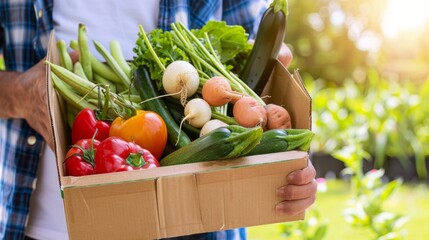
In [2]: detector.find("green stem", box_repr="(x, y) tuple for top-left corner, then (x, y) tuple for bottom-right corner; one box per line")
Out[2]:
(139, 25), (166, 72)
(271, 0), (289, 16)
(211, 111), (237, 125)
(126, 151), (146, 168)
(172, 22), (265, 105)
(110, 95), (137, 120)
(171, 24), (202, 70)
(100, 85), (110, 120)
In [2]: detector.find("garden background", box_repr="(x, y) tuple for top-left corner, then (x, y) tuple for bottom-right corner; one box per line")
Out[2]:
(1, 0), (428, 239)
(248, 0), (429, 239)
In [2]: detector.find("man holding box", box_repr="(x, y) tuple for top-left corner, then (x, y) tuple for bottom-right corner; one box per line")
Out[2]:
(0, 0), (317, 239)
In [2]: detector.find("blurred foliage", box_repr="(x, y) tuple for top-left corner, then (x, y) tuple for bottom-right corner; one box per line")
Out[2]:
(280, 208), (328, 240)
(286, 0), (429, 86)
(307, 73), (429, 179)
(334, 146), (408, 239)
(286, 0), (429, 179)
(248, 180), (429, 240)
(286, 0), (379, 85)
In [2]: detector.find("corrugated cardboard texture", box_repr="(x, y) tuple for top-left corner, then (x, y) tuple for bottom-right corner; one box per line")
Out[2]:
(46, 31), (312, 239)
(61, 152), (307, 240)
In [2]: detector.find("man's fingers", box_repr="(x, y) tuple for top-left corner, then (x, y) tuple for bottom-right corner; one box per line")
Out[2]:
(275, 195), (316, 215)
(69, 50), (79, 63)
(277, 43), (293, 68)
(287, 160), (317, 185)
(277, 179), (317, 200)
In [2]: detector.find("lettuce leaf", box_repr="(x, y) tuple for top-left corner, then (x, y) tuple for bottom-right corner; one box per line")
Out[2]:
(132, 20), (252, 89)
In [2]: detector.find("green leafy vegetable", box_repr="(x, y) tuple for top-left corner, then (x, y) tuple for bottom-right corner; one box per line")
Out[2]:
(132, 20), (252, 91)
(192, 21), (252, 65)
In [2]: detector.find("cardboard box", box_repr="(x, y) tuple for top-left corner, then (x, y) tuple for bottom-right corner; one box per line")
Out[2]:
(46, 32), (312, 240)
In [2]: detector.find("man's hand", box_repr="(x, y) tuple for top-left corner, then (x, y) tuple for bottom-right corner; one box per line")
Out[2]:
(13, 59), (53, 148)
(0, 58), (53, 147)
(276, 160), (317, 215)
(277, 42), (293, 68)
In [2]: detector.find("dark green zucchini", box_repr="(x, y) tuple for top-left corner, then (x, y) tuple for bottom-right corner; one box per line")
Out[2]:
(245, 128), (314, 156)
(239, 0), (288, 95)
(133, 66), (191, 148)
(160, 125), (263, 166)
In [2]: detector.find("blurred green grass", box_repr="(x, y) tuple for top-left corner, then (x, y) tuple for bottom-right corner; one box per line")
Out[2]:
(0, 53), (5, 70)
(247, 180), (429, 240)
(0, 54), (4, 70)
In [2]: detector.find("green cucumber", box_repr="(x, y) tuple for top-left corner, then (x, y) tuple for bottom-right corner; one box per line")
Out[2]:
(246, 128), (314, 156)
(160, 125), (263, 166)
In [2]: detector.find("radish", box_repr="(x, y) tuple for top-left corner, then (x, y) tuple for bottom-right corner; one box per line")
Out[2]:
(182, 98), (212, 128)
(202, 76), (244, 106)
(162, 60), (200, 105)
(233, 96), (267, 128)
(200, 119), (228, 137)
(265, 104), (292, 129)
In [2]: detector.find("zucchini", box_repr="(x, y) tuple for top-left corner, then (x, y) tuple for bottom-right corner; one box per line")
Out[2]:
(160, 125), (263, 166)
(246, 128), (314, 156)
(133, 66), (192, 148)
(239, 0), (288, 95)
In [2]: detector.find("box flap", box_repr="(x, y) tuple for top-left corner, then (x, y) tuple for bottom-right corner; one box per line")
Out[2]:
(262, 61), (312, 130)
(46, 30), (70, 179)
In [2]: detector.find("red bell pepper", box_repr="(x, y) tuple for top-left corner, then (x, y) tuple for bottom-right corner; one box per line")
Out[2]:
(94, 137), (159, 174)
(72, 108), (111, 144)
(64, 138), (100, 176)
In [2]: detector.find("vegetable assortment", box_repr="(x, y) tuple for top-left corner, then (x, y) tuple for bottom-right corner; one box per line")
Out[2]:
(49, 0), (314, 177)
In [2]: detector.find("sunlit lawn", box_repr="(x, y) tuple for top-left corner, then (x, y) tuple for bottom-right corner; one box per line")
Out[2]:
(248, 180), (429, 240)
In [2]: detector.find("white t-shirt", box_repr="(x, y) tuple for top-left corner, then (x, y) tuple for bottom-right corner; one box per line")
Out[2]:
(53, 0), (160, 60)
(25, 1), (159, 239)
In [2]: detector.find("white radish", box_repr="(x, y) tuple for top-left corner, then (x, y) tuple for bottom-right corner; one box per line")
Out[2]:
(200, 119), (228, 137)
(162, 60), (200, 105)
(182, 98), (212, 128)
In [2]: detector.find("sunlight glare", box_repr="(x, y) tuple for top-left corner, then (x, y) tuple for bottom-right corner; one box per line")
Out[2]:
(382, 0), (429, 38)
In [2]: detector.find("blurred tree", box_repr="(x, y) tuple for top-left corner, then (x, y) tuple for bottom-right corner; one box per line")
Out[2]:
(286, 0), (389, 86)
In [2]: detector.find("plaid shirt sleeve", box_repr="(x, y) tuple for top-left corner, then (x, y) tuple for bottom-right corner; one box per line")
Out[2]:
(0, 0), (53, 239)
(158, 0), (268, 39)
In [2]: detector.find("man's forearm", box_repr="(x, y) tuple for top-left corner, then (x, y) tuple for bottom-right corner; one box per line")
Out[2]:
(0, 71), (25, 119)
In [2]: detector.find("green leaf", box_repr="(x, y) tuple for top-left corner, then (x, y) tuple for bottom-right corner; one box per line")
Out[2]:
(379, 179), (402, 202)
(193, 21), (251, 65)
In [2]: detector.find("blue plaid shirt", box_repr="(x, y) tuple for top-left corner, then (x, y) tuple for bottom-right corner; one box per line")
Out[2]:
(0, 0), (267, 239)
